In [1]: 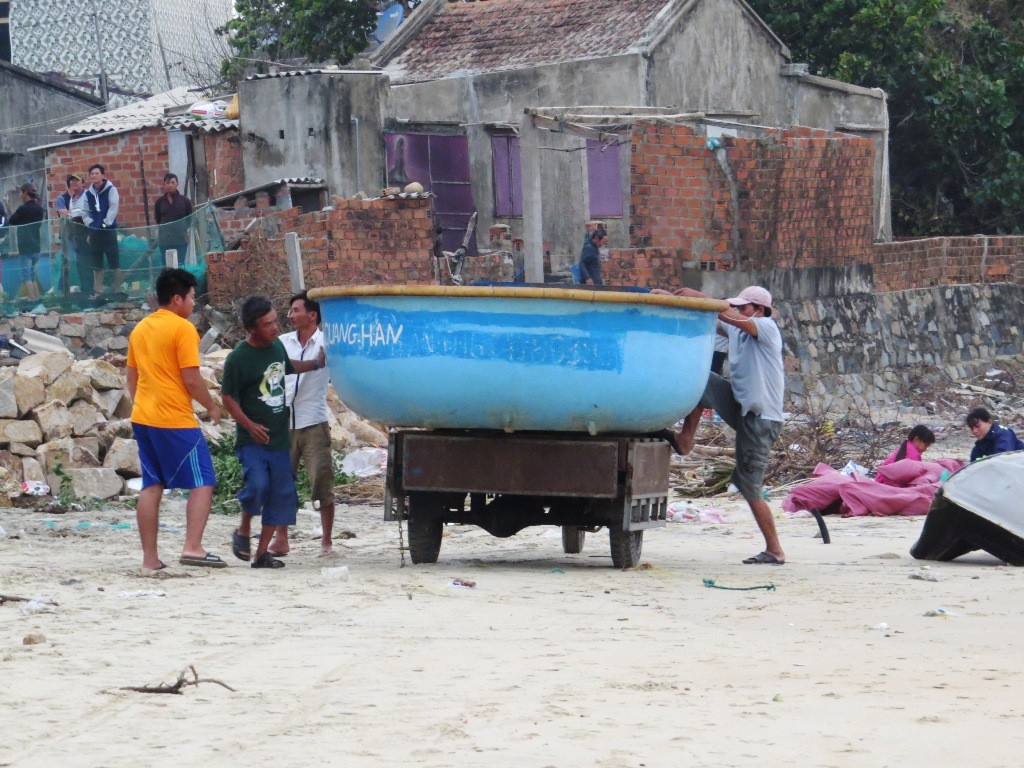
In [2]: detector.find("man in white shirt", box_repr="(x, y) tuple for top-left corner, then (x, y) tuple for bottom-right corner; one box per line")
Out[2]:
(270, 291), (337, 557)
(665, 285), (786, 565)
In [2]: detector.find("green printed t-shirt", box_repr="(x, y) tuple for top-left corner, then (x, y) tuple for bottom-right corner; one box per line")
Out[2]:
(222, 339), (295, 451)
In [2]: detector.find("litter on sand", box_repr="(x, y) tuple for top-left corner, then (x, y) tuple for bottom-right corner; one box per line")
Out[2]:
(702, 578), (776, 591)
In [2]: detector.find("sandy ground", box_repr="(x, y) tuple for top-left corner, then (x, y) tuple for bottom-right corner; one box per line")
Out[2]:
(2, 484), (1023, 768)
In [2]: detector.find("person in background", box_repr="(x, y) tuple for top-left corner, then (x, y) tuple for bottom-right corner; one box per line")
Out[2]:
(223, 296), (325, 570)
(54, 173), (89, 292)
(84, 163), (120, 297)
(879, 425), (935, 468)
(5, 183), (46, 299)
(577, 227), (607, 285)
(153, 172), (193, 265)
(269, 291), (337, 558)
(966, 407), (1024, 462)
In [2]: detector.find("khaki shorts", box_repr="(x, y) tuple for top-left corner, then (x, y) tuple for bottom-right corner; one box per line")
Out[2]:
(290, 422), (335, 505)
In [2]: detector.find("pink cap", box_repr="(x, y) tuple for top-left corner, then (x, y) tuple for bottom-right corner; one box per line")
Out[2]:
(726, 286), (772, 309)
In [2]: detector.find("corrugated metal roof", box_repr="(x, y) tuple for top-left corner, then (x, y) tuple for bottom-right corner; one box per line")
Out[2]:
(160, 115), (240, 133)
(56, 86), (205, 135)
(244, 68), (380, 80)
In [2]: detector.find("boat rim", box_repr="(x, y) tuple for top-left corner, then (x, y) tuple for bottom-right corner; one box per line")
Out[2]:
(308, 284), (729, 312)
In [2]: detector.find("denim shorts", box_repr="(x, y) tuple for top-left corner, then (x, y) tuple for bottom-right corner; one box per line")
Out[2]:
(236, 444), (298, 527)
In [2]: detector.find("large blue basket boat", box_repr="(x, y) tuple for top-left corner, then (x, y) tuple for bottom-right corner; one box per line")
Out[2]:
(308, 285), (727, 434)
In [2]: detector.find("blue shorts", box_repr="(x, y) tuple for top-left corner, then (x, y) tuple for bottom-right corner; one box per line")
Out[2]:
(132, 424), (216, 490)
(236, 444), (298, 527)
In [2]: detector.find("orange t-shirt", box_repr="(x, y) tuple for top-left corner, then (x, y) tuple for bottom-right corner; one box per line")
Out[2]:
(126, 308), (201, 428)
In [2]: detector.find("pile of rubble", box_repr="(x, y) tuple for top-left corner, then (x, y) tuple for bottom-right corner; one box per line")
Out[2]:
(0, 351), (138, 503)
(0, 348), (388, 506)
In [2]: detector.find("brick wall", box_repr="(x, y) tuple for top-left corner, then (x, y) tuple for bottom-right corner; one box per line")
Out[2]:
(205, 197), (437, 306)
(615, 121), (876, 287)
(203, 132), (244, 201)
(44, 126), (169, 230)
(871, 236), (1024, 291)
(44, 127), (243, 229)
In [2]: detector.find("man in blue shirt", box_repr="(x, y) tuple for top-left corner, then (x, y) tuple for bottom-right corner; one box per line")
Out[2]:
(967, 407), (1024, 462)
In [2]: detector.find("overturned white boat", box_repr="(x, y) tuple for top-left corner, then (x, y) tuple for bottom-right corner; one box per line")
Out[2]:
(911, 451), (1024, 565)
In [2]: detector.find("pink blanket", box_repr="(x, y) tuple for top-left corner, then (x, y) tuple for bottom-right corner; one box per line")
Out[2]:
(782, 458), (965, 517)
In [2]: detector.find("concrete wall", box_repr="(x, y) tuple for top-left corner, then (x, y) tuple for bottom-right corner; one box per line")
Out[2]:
(386, 54), (645, 262)
(645, 0), (790, 121)
(239, 72), (387, 198)
(0, 61), (103, 205)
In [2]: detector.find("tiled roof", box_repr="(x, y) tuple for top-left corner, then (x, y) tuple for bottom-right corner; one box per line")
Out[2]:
(56, 86), (204, 135)
(380, 0), (670, 85)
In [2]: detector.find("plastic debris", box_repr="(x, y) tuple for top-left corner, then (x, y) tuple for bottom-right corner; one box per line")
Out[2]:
(119, 590), (167, 599)
(19, 600), (56, 615)
(321, 566), (349, 581)
(451, 578), (476, 588)
(339, 447), (388, 478)
(923, 607), (957, 617)
(909, 569), (941, 582)
(841, 461), (870, 477)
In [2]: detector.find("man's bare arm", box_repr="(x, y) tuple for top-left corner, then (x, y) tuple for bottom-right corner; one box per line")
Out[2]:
(181, 367), (221, 425)
(126, 366), (138, 401)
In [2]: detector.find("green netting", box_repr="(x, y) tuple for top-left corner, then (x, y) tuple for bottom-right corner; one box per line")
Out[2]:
(0, 204), (223, 314)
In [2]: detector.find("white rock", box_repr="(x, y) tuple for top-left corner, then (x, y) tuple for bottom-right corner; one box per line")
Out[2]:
(21, 457), (45, 484)
(68, 400), (106, 437)
(0, 369), (18, 418)
(17, 351), (73, 386)
(14, 375), (46, 416)
(90, 388), (123, 418)
(0, 466), (20, 501)
(31, 401), (73, 442)
(65, 467), (124, 499)
(46, 369), (93, 407)
(71, 359), (124, 391)
(102, 437), (141, 478)
(0, 419), (43, 448)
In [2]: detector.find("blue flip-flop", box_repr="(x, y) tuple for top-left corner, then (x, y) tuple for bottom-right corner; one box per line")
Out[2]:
(179, 552), (228, 569)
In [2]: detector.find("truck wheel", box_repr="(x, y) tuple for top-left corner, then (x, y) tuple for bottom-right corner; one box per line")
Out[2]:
(407, 493), (443, 564)
(561, 526), (586, 554)
(609, 528), (643, 569)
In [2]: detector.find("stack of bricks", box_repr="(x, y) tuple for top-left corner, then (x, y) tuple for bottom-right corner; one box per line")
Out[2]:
(205, 196), (436, 306)
(871, 236), (1024, 292)
(616, 120), (875, 287)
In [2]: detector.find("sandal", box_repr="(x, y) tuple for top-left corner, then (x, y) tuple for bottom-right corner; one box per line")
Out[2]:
(252, 552), (285, 569)
(742, 551), (784, 565)
(232, 530), (251, 561)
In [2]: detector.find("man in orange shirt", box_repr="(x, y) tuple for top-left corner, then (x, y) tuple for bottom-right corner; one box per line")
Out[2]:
(126, 268), (226, 570)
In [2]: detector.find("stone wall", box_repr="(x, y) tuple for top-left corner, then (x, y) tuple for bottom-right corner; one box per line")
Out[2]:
(1, 307), (147, 358)
(761, 277), (1024, 412)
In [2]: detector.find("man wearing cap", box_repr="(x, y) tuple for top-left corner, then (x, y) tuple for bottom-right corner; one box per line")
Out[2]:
(662, 285), (786, 565)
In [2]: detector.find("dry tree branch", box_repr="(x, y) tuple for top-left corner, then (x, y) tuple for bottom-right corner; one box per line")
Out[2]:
(117, 665), (236, 695)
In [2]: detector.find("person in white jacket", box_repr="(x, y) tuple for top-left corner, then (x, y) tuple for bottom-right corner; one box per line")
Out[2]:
(84, 163), (121, 297)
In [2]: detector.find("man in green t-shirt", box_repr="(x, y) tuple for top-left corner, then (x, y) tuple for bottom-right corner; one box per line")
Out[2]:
(221, 296), (325, 569)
